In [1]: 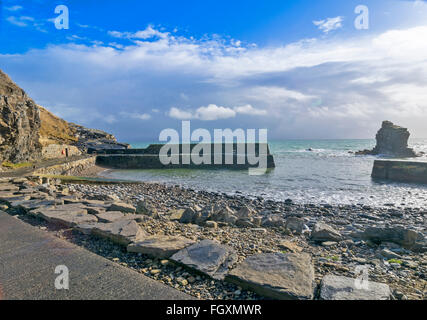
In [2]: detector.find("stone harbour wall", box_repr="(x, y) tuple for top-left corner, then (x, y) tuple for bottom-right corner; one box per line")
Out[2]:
(32, 156), (97, 176)
(372, 160), (427, 184)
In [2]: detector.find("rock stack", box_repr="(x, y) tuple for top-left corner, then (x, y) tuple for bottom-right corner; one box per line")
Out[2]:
(357, 121), (418, 157)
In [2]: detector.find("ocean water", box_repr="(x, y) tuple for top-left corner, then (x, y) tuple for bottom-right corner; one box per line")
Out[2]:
(101, 139), (427, 208)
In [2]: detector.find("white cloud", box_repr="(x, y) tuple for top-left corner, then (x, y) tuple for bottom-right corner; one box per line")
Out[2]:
(6, 16), (34, 27)
(233, 104), (267, 116)
(168, 104), (267, 120)
(196, 104), (236, 121)
(168, 105), (236, 121)
(108, 25), (169, 40)
(168, 107), (194, 120)
(3, 24), (427, 139)
(120, 112), (151, 120)
(5, 5), (23, 12)
(313, 16), (344, 33)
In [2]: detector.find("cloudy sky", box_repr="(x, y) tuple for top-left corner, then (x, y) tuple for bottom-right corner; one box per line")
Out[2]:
(1, 0), (427, 142)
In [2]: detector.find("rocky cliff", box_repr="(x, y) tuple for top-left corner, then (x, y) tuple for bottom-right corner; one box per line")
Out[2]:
(357, 121), (418, 157)
(0, 69), (127, 163)
(0, 70), (42, 163)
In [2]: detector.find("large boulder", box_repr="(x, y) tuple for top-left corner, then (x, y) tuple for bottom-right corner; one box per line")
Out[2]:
(170, 239), (238, 280)
(357, 121), (417, 157)
(320, 275), (391, 300)
(311, 222), (342, 242)
(0, 70), (42, 162)
(179, 207), (201, 224)
(359, 226), (425, 251)
(226, 252), (315, 300)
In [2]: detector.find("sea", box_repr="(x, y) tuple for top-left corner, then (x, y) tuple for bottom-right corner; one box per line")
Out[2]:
(100, 139), (427, 208)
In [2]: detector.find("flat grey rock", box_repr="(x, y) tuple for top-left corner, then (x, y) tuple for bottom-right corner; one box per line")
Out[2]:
(311, 222), (342, 242)
(320, 275), (391, 300)
(34, 205), (98, 227)
(171, 239), (238, 280)
(361, 226), (424, 250)
(0, 193), (30, 202)
(0, 184), (20, 192)
(96, 211), (125, 223)
(107, 202), (136, 214)
(12, 199), (62, 211)
(75, 223), (102, 235)
(128, 236), (195, 258)
(92, 220), (147, 246)
(226, 252), (315, 300)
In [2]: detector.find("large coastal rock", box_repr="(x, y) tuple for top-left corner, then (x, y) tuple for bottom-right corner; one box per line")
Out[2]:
(170, 239), (238, 280)
(320, 275), (391, 300)
(357, 121), (417, 157)
(69, 122), (129, 152)
(226, 253), (315, 300)
(0, 70), (42, 162)
(358, 226), (425, 251)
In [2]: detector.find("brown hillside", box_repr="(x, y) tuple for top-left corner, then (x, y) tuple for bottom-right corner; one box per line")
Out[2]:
(38, 106), (78, 147)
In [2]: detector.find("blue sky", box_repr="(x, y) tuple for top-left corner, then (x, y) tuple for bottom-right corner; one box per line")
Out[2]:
(1, 0), (427, 141)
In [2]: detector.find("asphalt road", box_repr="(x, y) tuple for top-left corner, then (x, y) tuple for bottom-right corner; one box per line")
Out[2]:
(0, 211), (192, 300)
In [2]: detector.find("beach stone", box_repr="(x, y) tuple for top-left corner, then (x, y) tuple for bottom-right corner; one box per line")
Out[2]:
(82, 199), (108, 206)
(261, 215), (286, 228)
(284, 217), (305, 234)
(74, 223), (101, 235)
(168, 209), (185, 221)
(236, 206), (256, 219)
(13, 199), (63, 211)
(226, 252), (315, 300)
(205, 221), (218, 229)
(360, 226), (424, 250)
(380, 248), (403, 260)
(179, 207), (199, 224)
(311, 222), (342, 242)
(278, 240), (303, 253)
(127, 236), (195, 258)
(92, 220), (147, 246)
(195, 205), (213, 224)
(34, 206), (97, 227)
(320, 275), (391, 300)
(213, 205), (236, 222)
(107, 202), (136, 214)
(96, 211), (125, 223)
(170, 239), (238, 280)
(136, 200), (158, 217)
(235, 218), (254, 228)
(0, 192), (30, 202)
(0, 184), (19, 192)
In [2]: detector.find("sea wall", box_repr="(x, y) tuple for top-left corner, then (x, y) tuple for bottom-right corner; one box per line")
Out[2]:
(32, 156), (97, 176)
(93, 143), (276, 170)
(96, 154), (276, 170)
(372, 160), (427, 184)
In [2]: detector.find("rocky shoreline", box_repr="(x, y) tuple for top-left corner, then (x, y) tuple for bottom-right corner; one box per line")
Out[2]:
(1, 175), (426, 300)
